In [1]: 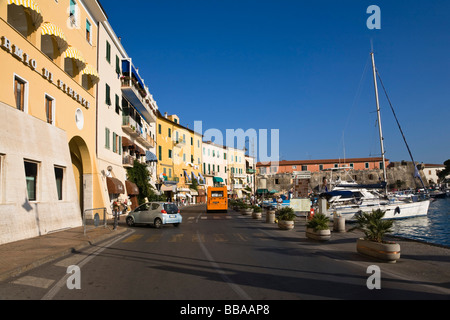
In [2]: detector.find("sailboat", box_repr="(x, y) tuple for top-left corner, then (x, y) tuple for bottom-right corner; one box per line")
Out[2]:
(321, 52), (431, 221)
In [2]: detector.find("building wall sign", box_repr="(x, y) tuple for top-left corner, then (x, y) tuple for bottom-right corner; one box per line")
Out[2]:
(1, 36), (90, 109)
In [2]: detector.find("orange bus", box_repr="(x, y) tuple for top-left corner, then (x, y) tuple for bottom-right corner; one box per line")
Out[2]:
(207, 186), (228, 213)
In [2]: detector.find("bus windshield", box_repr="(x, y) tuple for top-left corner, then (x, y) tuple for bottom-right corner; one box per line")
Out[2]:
(211, 191), (224, 198)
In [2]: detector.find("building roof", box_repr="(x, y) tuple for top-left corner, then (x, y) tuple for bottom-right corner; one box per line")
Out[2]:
(257, 157), (387, 167)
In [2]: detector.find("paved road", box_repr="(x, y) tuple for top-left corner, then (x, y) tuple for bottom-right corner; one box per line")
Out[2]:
(0, 204), (449, 302)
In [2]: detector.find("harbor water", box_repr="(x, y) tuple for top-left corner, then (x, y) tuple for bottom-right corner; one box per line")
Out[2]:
(392, 197), (450, 247)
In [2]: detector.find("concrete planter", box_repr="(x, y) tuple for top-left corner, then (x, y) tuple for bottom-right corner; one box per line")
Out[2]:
(252, 211), (262, 219)
(240, 208), (253, 216)
(356, 238), (401, 263)
(266, 211), (276, 223)
(278, 220), (294, 230)
(306, 228), (331, 241)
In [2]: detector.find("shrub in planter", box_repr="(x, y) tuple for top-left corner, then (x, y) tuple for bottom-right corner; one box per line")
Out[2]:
(252, 205), (262, 219)
(239, 202), (253, 215)
(277, 207), (296, 230)
(351, 209), (400, 263)
(306, 214), (331, 241)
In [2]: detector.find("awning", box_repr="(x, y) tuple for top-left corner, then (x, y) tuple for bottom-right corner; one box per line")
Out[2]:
(198, 172), (206, 184)
(81, 63), (100, 84)
(125, 180), (139, 196)
(122, 59), (145, 89)
(184, 171), (191, 181)
(256, 189), (269, 195)
(122, 136), (134, 147)
(107, 177), (125, 194)
(8, 0), (43, 26)
(146, 151), (158, 163)
(189, 189), (199, 196)
(134, 146), (144, 155)
(213, 177), (224, 183)
(64, 46), (86, 70)
(41, 22), (68, 52)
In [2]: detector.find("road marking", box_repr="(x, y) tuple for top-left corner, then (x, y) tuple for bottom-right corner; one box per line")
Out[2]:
(122, 234), (143, 243)
(233, 233), (248, 242)
(197, 231), (251, 300)
(42, 229), (135, 300)
(192, 233), (205, 243)
(169, 234), (184, 243)
(146, 234), (163, 243)
(12, 276), (55, 289)
(253, 233), (269, 241)
(54, 254), (87, 268)
(214, 234), (228, 242)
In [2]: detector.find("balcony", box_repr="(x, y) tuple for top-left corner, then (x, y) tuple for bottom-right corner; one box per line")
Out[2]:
(121, 59), (156, 124)
(122, 115), (140, 138)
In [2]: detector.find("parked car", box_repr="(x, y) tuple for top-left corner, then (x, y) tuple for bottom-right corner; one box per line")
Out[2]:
(126, 202), (182, 228)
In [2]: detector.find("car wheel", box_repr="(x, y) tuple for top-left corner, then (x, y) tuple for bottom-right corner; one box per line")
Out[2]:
(173, 223), (180, 227)
(126, 216), (135, 227)
(154, 218), (162, 229)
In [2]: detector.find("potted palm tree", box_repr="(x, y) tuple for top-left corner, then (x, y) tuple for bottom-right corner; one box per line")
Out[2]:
(239, 202), (253, 216)
(277, 207), (296, 230)
(306, 213), (331, 241)
(252, 205), (262, 219)
(351, 209), (400, 263)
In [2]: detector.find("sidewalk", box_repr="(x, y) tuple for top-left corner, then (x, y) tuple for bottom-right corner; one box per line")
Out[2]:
(0, 223), (128, 282)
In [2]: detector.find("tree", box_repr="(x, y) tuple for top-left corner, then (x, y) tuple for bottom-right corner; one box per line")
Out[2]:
(126, 160), (162, 205)
(438, 159), (450, 182)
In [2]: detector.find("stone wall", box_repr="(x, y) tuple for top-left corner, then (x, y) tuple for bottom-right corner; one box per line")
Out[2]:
(256, 161), (428, 196)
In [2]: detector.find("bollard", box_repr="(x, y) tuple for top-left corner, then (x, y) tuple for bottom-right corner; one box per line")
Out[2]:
(333, 215), (346, 233)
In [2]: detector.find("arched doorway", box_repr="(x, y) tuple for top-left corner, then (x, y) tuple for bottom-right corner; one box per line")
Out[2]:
(69, 136), (92, 215)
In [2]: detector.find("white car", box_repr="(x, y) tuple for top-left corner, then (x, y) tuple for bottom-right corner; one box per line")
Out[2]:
(126, 202), (182, 228)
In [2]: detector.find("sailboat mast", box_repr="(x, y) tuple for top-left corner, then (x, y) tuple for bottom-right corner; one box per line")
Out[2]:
(371, 52), (388, 193)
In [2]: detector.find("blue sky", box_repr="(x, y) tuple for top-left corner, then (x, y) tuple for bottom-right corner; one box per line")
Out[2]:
(101, 0), (450, 164)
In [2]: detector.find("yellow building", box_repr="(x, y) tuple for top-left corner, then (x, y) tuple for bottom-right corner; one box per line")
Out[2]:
(156, 111), (203, 203)
(0, 0), (107, 244)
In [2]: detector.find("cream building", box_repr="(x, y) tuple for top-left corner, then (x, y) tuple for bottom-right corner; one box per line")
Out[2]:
(0, 0), (107, 244)
(97, 20), (158, 213)
(202, 141), (228, 188)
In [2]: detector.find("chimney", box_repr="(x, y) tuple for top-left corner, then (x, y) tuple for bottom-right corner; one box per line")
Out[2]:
(164, 112), (168, 118)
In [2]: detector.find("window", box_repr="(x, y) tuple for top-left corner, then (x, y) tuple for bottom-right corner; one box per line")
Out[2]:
(319, 164), (324, 171)
(106, 41), (111, 63)
(45, 95), (54, 124)
(168, 128), (171, 138)
(168, 149), (172, 159)
(115, 55), (121, 74)
(54, 166), (64, 201)
(86, 19), (91, 43)
(113, 132), (117, 152)
(24, 161), (38, 201)
(302, 165), (308, 171)
(69, 0), (78, 26)
(158, 146), (162, 161)
(365, 162), (370, 169)
(105, 128), (110, 149)
(115, 94), (120, 114)
(105, 83), (111, 105)
(14, 76), (26, 111)
(158, 124), (161, 135)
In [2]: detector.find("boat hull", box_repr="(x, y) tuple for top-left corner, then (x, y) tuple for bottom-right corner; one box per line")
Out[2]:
(328, 200), (430, 222)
